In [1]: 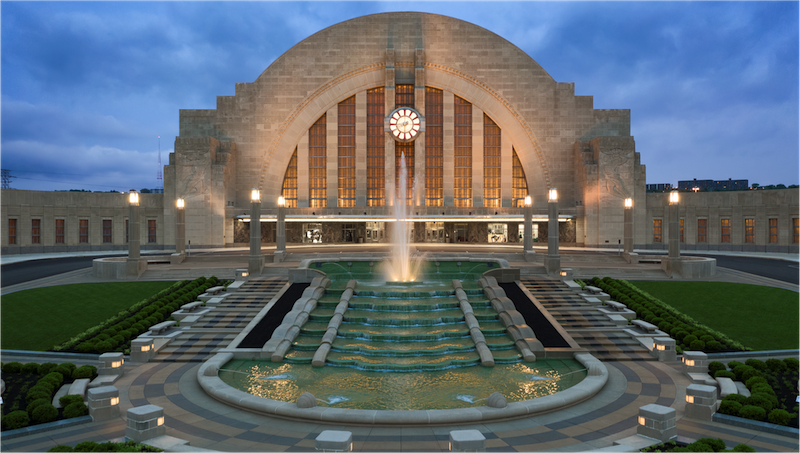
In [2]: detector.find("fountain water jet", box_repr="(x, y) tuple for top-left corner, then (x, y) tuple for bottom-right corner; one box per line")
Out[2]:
(387, 152), (424, 283)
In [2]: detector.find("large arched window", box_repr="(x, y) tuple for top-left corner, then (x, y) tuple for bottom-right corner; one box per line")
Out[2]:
(281, 148), (298, 208)
(338, 96), (356, 207)
(309, 114), (327, 208)
(454, 95), (472, 207)
(512, 148), (529, 207)
(367, 87), (385, 206)
(425, 87), (443, 206)
(483, 114), (501, 208)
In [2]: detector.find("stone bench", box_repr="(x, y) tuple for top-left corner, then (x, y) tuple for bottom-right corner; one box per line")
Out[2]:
(180, 301), (203, 312)
(68, 378), (90, 398)
(716, 377), (737, 398)
(606, 314), (629, 327)
(226, 280), (244, 291)
(584, 285), (603, 294)
(149, 320), (176, 335)
(206, 286), (225, 295)
(631, 319), (658, 333)
(606, 301), (627, 311)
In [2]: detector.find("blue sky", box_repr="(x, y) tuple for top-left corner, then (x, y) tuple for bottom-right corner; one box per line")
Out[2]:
(1, 1), (798, 192)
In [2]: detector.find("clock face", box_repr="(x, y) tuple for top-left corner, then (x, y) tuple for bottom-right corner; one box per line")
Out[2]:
(389, 108), (421, 141)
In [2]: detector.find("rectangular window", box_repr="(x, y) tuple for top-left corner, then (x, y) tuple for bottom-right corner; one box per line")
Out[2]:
(103, 219), (112, 243)
(367, 87), (385, 207)
(679, 219), (684, 243)
(697, 219), (707, 243)
(31, 219), (41, 244)
(794, 218), (799, 243)
(55, 219), (65, 244)
(396, 142), (414, 205)
(652, 219), (662, 242)
(769, 218), (778, 243)
(483, 114), (501, 208)
(744, 218), (755, 243)
(148, 220), (157, 243)
(395, 83), (414, 108)
(425, 87), (443, 207)
(512, 149), (529, 207)
(454, 96), (472, 207)
(125, 219), (129, 243)
(79, 219), (89, 243)
(8, 218), (16, 245)
(721, 219), (731, 243)
(309, 114), (327, 207)
(337, 96), (356, 208)
(281, 149), (298, 208)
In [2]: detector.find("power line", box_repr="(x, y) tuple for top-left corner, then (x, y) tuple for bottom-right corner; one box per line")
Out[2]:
(1, 169), (17, 189)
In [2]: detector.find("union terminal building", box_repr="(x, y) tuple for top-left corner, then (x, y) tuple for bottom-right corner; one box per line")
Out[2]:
(2, 13), (798, 254)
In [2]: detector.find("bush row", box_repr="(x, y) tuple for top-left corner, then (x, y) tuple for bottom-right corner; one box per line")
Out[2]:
(589, 277), (746, 352)
(58, 277), (222, 354)
(714, 358), (799, 426)
(0, 362), (93, 430)
(48, 440), (163, 452)
(641, 438), (755, 452)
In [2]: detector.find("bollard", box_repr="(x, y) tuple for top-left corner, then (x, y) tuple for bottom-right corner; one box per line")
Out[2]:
(98, 352), (125, 377)
(685, 384), (717, 421)
(449, 429), (486, 452)
(637, 404), (677, 442)
(130, 337), (155, 363)
(88, 385), (120, 422)
(682, 351), (708, 375)
(652, 337), (677, 362)
(125, 405), (166, 443)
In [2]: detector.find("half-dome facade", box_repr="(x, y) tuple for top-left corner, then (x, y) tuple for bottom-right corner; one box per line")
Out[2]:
(164, 12), (645, 247)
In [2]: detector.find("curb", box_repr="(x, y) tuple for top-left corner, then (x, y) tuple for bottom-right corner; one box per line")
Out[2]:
(0, 415), (93, 440)
(706, 349), (800, 359)
(711, 413), (800, 439)
(1, 350), (103, 361)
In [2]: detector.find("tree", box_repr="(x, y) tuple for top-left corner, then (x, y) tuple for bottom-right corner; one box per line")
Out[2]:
(751, 183), (760, 189)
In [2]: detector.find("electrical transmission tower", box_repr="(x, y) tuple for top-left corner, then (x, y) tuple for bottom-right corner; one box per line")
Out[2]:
(157, 136), (163, 190)
(1, 169), (16, 189)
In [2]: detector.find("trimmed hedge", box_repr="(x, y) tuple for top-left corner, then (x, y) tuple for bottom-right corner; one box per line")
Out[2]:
(1, 410), (29, 430)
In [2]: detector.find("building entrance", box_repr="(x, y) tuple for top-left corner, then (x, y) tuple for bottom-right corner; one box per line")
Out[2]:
(488, 223), (507, 243)
(425, 222), (445, 242)
(366, 222), (385, 242)
(303, 223), (322, 243)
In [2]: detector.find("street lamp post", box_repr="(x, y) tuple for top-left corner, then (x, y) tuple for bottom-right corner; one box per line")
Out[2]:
(523, 195), (535, 262)
(544, 189), (561, 275)
(172, 198), (186, 264)
(126, 190), (146, 277)
(668, 190), (680, 259)
(275, 195), (286, 262)
(623, 197), (638, 264)
(249, 188), (263, 275)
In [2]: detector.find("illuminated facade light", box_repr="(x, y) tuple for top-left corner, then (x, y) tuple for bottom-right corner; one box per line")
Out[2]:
(638, 416), (646, 426)
(669, 190), (679, 204)
(110, 397), (120, 406)
(278, 196), (285, 207)
(624, 198), (633, 208)
(141, 345), (151, 352)
(111, 360), (123, 368)
(656, 344), (666, 351)
(157, 416), (165, 426)
(548, 188), (558, 202)
(686, 395), (694, 404)
(524, 195), (532, 207)
(128, 190), (139, 206)
(684, 359), (695, 367)
(176, 198), (185, 209)
(251, 188), (261, 202)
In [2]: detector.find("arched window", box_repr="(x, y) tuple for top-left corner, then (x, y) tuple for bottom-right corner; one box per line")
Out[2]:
(454, 96), (472, 207)
(483, 114), (501, 208)
(512, 148), (529, 207)
(425, 87), (443, 206)
(281, 148), (298, 208)
(309, 114), (327, 207)
(367, 87), (385, 206)
(338, 96), (356, 207)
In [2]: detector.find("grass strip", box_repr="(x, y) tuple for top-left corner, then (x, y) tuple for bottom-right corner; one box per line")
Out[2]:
(628, 281), (798, 351)
(1, 282), (175, 351)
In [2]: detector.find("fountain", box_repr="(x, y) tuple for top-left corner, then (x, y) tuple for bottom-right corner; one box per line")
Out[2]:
(197, 153), (608, 424)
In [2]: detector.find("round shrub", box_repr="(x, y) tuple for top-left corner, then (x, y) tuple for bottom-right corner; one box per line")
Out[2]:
(732, 365), (754, 380)
(54, 366), (74, 381)
(751, 384), (775, 396)
(77, 342), (97, 353)
(696, 438), (726, 452)
(650, 317), (664, 326)
(26, 388), (52, 404)
(765, 358), (788, 373)
(43, 371), (64, 387)
(669, 326), (684, 336)
(783, 357), (799, 372)
(111, 334), (124, 344)
(699, 335), (715, 343)
(683, 334), (698, 347)
(38, 362), (58, 375)
(21, 362), (41, 374)
(685, 441), (714, 452)
(3, 361), (23, 373)
(744, 394), (774, 412)
(724, 394), (747, 404)
(708, 361), (726, 375)
(95, 340), (114, 354)
(27, 398), (51, 415)
(145, 316), (158, 325)
(34, 380), (56, 393)
(745, 376), (767, 389)
(95, 333), (111, 341)
(719, 400), (742, 415)
(132, 322), (146, 332)
(63, 402), (89, 419)
(728, 360), (744, 369)
(132, 314), (144, 322)
(658, 321), (672, 333)
(2, 410), (30, 430)
(741, 367), (763, 382)
(692, 330), (709, 338)
(47, 446), (74, 452)
(73, 365), (97, 380)
(674, 330), (689, 342)
(739, 404), (766, 421)
(73, 441), (99, 452)
(31, 403), (58, 424)
(745, 359), (767, 371)
(768, 408), (793, 426)
(59, 394), (85, 407)
(119, 320), (133, 329)
(689, 339), (705, 350)
(706, 340), (723, 351)
(714, 370), (735, 379)
(732, 445), (756, 452)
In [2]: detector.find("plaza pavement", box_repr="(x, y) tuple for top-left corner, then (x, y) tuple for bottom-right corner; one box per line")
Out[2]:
(1, 246), (798, 452)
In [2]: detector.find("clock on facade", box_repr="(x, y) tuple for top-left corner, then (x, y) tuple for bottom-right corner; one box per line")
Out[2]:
(388, 108), (422, 142)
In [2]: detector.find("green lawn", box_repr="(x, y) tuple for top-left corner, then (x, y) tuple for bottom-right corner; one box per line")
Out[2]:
(629, 281), (799, 351)
(1, 282), (175, 351)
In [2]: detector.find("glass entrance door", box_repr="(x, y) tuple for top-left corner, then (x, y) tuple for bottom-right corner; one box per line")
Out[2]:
(425, 222), (445, 242)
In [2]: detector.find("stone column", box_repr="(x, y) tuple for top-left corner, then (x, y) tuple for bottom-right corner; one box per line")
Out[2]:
(275, 198), (286, 263)
(669, 192), (680, 259)
(130, 337), (155, 363)
(685, 384), (717, 421)
(98, 352), (125, 378)
(652, 337), (676, 362)
(126, 191), (146, 277)
(126, 405), (165, 443)
(544, 190), (561, 274)
(523, 196), (535, 262)
(249, 190), (263, 275)
(637, 404), (677, 442)
(88, 385), (120, 422)
(624, 198), (633, 253)
(175, 199), (185, 255)
(682, 351), (708, 375)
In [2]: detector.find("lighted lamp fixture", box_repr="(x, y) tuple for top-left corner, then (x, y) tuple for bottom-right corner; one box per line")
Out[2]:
(128, 190), (139, 206)
(278, 196), (285, 207)
(684, 359), (695, 367)
(548, 189), (558, 202)
(638, 416), (646, 426)
(251, 188), (260, 202)
(241, 272), (249, 277)
(655, 344), (666, 351)
(140, 345), (151, 352)
(110, 397), (120, 406)
(111, 360), (122, 368)
(524, 195), (532, 207)
(560, 271), (567, 277)
(624, 198), (633, 208)
(157, 416), (165, 426)
(176, 198), (185, 209)
(669, 190), (679, 204)
(686, 395), (695, 404)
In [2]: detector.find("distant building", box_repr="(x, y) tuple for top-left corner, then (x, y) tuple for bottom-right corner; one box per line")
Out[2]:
(646, 183), (673, 192)
(678, 179), (748, 192)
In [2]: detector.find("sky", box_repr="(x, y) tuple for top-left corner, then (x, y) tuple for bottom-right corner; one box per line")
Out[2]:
(1, 1), (798, 192)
